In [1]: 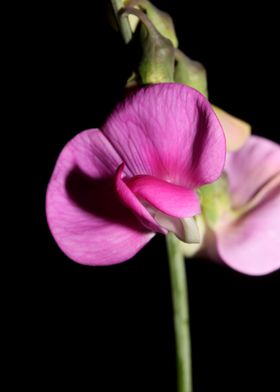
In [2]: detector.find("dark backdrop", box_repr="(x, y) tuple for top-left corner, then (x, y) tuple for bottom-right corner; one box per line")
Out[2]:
(22, 1), (280, 391)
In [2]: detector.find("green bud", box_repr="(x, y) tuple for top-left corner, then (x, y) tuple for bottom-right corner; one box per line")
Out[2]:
(121, 7), (175, 84)
(139, 25), (175, 83)
(199, 175), (233, 229)
(174, 49), (208, 97)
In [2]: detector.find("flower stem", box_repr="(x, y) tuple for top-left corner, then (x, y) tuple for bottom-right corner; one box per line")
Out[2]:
(166, 233), (193, 392)
(110, 0), (133, 43)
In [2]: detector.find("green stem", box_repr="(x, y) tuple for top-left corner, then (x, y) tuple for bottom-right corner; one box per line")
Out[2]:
(166, 234), (193, 392)
(110, 0), (133, 43)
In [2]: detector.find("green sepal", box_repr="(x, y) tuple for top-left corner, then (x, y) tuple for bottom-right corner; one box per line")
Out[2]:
(199, 174), (233, 229)
(121, 7), (175, 84)
(138, 22), (175, 83)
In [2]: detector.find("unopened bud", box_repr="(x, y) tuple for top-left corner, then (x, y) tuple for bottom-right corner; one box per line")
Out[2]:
(174, 49), (208, 97)
(121, 7), (175, 84)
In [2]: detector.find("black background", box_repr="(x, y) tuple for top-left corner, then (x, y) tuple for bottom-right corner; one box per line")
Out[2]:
(20, 1), (280, 391)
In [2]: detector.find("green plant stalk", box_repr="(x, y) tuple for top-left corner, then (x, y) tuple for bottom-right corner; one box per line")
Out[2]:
(110, 0), (132, 43)
(166, 233), (192, 392)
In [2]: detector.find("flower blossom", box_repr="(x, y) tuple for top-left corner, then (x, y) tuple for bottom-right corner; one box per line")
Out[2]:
(183, 135), (280, 276)
(218, 135), (280, 275)
(46, 83), (225, 265)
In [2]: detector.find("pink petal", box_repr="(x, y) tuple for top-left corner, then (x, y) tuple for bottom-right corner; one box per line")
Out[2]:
(46, 130), (154, 266)
(115, 165), (200, 241)
(127, 174), (200, 217)
(114, 164), (165, 233)
(225, 136), (280, 207)
(217, 185), (280, 275)
(102, 83), (226, 187)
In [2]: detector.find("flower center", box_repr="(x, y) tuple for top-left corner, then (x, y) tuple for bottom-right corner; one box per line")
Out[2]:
(115, 163), (201, 243)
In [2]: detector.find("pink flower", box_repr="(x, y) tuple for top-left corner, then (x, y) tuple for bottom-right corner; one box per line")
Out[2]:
(216, 135), (280, 275)
(183, 135), (280, 275)
(46, 83), (225, 265)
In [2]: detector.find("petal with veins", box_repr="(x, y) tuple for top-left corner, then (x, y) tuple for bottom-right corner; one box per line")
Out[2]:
(225, 135), (280, 208)
(216, 135), (280, 275)
(103, 83), (225, 187)
(46, 130), (154, 266)
(217, 185), (280, 275)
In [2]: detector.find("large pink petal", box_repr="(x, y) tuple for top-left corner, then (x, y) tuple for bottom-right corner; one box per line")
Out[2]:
(46, 130), (154, 266)
(217, 185), (280, 275)
(102, 83), (226, 187)
(225, 135), (280, 207)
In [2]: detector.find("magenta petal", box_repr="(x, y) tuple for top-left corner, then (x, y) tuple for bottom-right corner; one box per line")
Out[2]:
(46, 130), (154, 266)
(217, 186), (280, 275)
(102, 83), (226, 187)
(225, 135), (280, 207)
(127, 174), (200, 217)
(115, 164), (166, 233)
